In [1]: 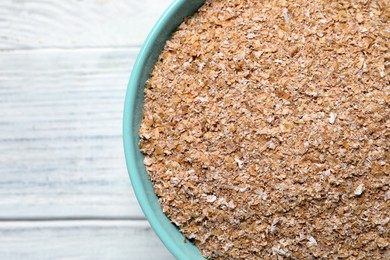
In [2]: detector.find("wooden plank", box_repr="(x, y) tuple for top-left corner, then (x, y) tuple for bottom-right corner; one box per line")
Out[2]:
(0, 220), (174, 259)
(0, 48), (147, 218)
(0, 0), (172, 50)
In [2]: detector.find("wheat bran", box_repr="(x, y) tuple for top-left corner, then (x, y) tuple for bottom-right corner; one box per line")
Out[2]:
(140, 0), (389, 258)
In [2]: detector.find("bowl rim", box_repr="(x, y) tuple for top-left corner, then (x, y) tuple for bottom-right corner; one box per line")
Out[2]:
(123, 0), (205, 259)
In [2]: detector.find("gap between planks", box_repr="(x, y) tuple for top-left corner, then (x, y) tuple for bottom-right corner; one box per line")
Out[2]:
(0, 219), (150, 228)
(0, 45), (142, 53)
(0, 216), (146, 222)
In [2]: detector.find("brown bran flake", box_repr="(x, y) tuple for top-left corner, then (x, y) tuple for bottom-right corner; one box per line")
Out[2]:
(140, 0), (389, 259)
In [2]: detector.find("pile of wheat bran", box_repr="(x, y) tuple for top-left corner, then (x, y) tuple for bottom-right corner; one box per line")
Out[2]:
(140, 0), (389, 258)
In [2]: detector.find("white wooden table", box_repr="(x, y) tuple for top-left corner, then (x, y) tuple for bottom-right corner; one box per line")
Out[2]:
(0, 1), (175, 259)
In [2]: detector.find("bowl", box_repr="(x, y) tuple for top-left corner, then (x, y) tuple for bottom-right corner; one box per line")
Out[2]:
(123, 0), (206, 259)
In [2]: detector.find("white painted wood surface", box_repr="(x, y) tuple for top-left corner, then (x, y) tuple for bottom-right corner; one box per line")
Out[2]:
(0, 48), (143, 219)
(0, 221), (173, 260)
(0, 0), (175, 259)
(0, 0), (172, 49)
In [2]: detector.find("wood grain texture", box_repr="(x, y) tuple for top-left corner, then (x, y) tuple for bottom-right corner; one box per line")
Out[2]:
(0, 220), (174, 259)
(0, 48), (146, 218)
(0, 0), (179, 258)
(0, 0), (172, 50)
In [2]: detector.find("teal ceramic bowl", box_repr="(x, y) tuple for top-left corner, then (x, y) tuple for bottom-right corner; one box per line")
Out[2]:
(123, 0), (206, 259)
